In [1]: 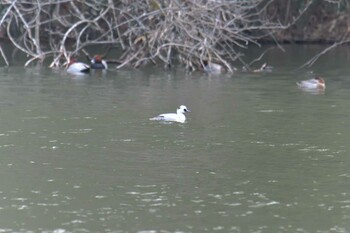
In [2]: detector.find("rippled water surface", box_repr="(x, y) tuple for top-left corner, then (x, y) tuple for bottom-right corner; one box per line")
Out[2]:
(1, 45), (350, 232)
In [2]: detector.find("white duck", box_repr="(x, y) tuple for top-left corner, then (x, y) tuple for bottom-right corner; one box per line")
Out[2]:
(150, 105), (190, 123)
(67, 59), (90, 75)
(297, 76), (325, 89)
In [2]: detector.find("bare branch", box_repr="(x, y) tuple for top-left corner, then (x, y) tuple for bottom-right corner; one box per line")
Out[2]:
(0, 0), (321, 70)
(298, 39), (350, 70)
(0, 45), (9, 66)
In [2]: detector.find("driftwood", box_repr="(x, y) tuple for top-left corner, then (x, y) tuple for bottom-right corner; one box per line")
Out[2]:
(0, 0), (315, 70)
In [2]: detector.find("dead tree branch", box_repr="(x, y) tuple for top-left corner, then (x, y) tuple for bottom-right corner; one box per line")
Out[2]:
(0, 0), (316, 70)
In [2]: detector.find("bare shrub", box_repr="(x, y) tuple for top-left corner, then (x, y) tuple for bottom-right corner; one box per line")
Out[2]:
(0, 0), (313, 70)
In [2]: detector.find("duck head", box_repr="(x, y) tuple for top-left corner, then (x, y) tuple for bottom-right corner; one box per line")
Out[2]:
(90, 55), (108, 69)
(177, 105), (190, 114)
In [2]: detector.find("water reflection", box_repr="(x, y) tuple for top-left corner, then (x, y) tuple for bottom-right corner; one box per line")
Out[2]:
(297, 86), (325, 95)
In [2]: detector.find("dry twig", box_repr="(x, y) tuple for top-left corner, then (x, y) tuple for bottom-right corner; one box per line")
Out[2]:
(0, 0), (315, 70)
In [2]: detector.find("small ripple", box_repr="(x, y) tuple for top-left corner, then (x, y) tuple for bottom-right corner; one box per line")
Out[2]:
(191, 199), (204, 204)
(239, 210), (253, 217)
(119, 139), (135, 142)
(0, 144), (15, 148)
(258, 109), (284, 113)
(298, 145), (329, 152)
(62, 219), (85, 226)
(31, 190), (41, 194)
(0, 229), (14, 233)
(126, 191), (140, 195)
(329, 226), (349, 233)
(137, 231), (157, 233)
(63, 129), (93, 134)
(37, 203), (59, 207)
(249, 201), (280, 208)
(43, 229), (67, 233)
(11, 204), (29, 210)
(224, 202), (241, 207)
(213, 226), (225, 231)
(10, 197), (28, 202)
(233, 191), (245, 195)
(250, 140), (265, 144)
(282, 143), (301, 146)
(63, 117), (97, 120)
(134, 185), (157, 188)
(22, 116), (48, 120)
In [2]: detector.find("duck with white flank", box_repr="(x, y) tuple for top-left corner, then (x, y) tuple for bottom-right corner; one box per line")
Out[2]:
(90, 55), (108, 70)
(297, 76), (325, 90)
(202, 60), (223, 74)
(66, 59), (90, 75)
(253, 63), (273, 73)
(150, 105), (190, 123)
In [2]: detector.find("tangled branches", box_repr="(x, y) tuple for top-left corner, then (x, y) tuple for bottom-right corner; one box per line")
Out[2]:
(0, 0), (313, 70)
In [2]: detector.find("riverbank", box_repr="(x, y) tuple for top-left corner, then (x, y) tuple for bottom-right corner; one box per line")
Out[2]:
(267, 1), (350, 43)
(0, 1), (349, 70)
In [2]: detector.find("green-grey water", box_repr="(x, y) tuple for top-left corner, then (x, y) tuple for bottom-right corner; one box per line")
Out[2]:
(1, 45), (350, 232)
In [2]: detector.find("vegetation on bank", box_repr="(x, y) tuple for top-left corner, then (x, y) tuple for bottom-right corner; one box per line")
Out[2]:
(0, 0), (349, 70)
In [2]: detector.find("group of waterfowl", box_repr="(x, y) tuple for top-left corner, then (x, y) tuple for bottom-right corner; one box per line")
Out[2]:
(66, 55), (108, 75)
(65, 57), (325, 123)
(149, 77), (325, 124)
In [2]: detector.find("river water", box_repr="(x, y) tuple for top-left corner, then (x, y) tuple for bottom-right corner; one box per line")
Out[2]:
(0, 45), (350, 232)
